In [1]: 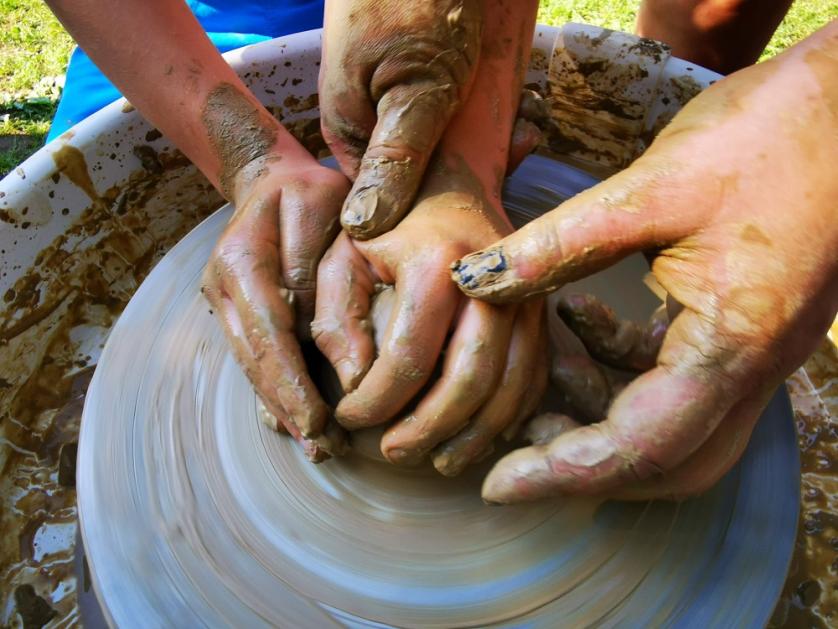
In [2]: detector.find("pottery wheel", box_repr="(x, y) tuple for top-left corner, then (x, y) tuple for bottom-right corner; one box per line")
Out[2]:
(78, 157), (799, 627)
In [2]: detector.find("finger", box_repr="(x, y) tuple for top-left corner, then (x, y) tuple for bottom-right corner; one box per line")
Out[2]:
(501, 322), (550, 441)
(320, 110), (372, 182)
(523, 413), (582, 446)
(381, 299), (516, 466)
(472, 443), (495, 464)
(334, 263), (459, 429)
(507, 118), (542, 175)
(547, 298), (611, 421)
(204, 288), (333, 462)
(278, 168), (348, 334)
(432, 299), (543, 476)
(613, 388), (772, 501)
(312, 232), (377, 393)
(256, 398), (287, 434)
(341, 81), (462, 240)
(517, 89), (550, 124)
(369, 284), (398, 351)
(306, 419), (350, 462)
(557, 294), (668, 372)
(212, 210), (329, 437)
(482, 308), (754, 503)
(318, 52), (377, 181)
(449, 164), (701, 303)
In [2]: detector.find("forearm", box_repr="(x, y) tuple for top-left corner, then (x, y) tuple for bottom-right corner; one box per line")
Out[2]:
(46, 0), (314, 198)
(439, 0), (538, 196)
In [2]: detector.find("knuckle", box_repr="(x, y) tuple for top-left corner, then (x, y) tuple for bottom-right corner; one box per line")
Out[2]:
(322, 111), (369, 151)
(603, 424), (668, 483)
(283, 265), (316, 292)
(311, 318), (341, 353)
(201, 267), (224, 303)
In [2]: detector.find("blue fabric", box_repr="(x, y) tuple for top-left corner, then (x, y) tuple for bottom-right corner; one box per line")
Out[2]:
(47, 1), (324, 141)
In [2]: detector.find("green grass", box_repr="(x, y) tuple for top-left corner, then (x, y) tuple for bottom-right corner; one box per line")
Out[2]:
(0, 0), (73, 177)
(0, 0), (834, 177)
(538, 0), (838, 61)
(539, 0), (640, 33)
(762, 0), (838, 58)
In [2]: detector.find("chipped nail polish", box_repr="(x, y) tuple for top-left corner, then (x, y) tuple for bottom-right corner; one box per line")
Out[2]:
(451, 246), (508, 290)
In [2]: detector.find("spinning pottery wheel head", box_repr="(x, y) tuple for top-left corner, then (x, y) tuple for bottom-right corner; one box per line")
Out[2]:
(77, 156), (799, 627)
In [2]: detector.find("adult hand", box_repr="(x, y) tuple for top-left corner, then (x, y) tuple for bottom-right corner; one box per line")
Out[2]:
(319, 0), (482, 239)
(451, 23), (838, 503)
(203, 154), (350, 462)
(312, 154), (547, 474)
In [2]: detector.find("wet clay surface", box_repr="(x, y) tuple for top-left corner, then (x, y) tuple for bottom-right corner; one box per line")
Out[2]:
(0, 77), (333, 623)
(772, 340), (838, 628)
(202, 82), (278, 198)
(0, 144), (223, 627)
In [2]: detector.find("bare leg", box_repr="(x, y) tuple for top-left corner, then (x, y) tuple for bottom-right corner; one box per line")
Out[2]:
(636, 0), (793, 74)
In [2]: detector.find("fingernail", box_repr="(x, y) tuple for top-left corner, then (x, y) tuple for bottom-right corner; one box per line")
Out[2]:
(382, 446), (425, 467)
(303, 439), (330, 463)
(342, 185), (402, 240)
(451, 247), (509, 291)
(481, 471), (515, 504)
(335, 360), (363, 393)
(431, 451), (462, 477)
(342, 186), (379, 227)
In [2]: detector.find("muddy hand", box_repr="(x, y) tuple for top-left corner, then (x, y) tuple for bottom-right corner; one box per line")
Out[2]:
(451, 23), (838, 502)
(320, 0), (483, 239)
(546, 293), (661, 423)
(312, 164), (545, 471)
(203, 156), (350, 462)
(314, 0), (543, 471)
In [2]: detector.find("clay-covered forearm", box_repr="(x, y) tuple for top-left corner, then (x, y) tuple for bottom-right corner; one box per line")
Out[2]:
(438, 0), (538, 193)
(45, 0), (313, 198)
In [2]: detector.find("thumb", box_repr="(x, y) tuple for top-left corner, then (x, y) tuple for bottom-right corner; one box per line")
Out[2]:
(341, 80), (462, 240)
(450, 164), (698, 303)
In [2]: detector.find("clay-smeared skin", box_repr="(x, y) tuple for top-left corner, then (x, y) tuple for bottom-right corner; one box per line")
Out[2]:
(547, 298), (611, 422)
(202, 83), (278, 199)
(432, 300), (546, 476)
(558, 295), (667, 373)
(453, 23), (838, 504)
(203, 160), (349, 458)
(524, 413), (581, 446)
(43, 0), (350, 458)
(320, 0), (483, 239)
(315, 0), (542, 469)
(547, 293), (670, 429)
(313, 159), (545, 467)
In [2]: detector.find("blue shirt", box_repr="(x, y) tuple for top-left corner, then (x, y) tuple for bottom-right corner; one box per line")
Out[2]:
(48, 0), (324, 140)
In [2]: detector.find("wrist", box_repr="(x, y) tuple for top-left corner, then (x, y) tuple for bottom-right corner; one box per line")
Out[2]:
(202, 81), (318, 199)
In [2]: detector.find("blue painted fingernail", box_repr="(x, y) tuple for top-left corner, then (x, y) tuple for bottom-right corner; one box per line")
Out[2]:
(450, 246), (508, 290)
